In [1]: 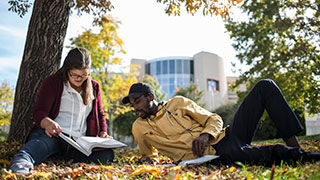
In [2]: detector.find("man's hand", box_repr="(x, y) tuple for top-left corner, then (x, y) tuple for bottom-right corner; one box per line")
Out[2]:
(192, 133), (212, 157)
(40, 117), (62, 138)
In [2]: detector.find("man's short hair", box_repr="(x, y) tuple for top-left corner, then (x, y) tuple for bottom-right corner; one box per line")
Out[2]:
(122, 83), (155, 104)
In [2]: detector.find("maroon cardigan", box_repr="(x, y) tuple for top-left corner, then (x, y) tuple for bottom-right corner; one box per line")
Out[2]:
(33, 75), (107, 136)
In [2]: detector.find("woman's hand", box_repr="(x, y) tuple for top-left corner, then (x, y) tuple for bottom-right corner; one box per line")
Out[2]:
(40, 117), (62, 138)
(99, 131), (113, 139)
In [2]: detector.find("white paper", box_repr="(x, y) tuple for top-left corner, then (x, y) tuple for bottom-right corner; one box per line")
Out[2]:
(76, 136), (127, 153)
(59, 133), (127, 156)
(178, 155), (219, 166)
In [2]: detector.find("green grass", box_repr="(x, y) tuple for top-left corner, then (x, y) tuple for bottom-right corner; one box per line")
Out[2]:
(1, 134), (320, 179)
(253, 134), (320, 145)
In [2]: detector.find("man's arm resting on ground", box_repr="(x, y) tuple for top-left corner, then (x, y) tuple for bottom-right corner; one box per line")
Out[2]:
(132, 122), (159, 163)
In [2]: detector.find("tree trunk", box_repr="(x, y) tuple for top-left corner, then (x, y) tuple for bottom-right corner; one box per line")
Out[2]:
(7, 0), (73, 143)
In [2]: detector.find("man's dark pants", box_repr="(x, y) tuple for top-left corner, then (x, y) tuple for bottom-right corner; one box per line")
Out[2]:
(213, 79), (319, 165)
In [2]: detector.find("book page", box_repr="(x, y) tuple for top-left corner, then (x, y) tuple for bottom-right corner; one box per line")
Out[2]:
(178, 155), (219, 166)
(59, 133), (90, 156)
(76, 136), (127, 153)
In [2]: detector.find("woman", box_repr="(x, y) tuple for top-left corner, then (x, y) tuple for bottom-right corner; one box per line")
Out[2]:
(9, 48), (114, 174)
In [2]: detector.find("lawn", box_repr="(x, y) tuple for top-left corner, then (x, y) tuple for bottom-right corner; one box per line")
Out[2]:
(1, 135), (319, 179)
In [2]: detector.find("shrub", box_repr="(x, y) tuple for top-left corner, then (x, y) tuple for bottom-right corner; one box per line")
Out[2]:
(213, 102), (306, 140)
(213, 103), (239, 127)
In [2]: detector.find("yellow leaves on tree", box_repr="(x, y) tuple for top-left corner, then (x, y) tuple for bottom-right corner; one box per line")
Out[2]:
(157, 0), (242, 17)
(0, 81), (14, 124)
(103, 72), (138, 115)
(70, 15), (139, 136)
(74, 0), (113, 19)
(70, 15), (125, 72)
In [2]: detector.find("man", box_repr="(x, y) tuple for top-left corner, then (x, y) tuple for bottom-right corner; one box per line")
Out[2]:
(122, 79), (320, 165)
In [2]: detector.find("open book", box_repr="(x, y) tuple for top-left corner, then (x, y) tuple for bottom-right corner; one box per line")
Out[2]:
(59, 133), (127, 156)
(178, 155), (219, 166)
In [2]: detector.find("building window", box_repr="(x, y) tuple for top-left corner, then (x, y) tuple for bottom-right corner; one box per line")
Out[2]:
(169, 76), (175, 97)
(145, 58), (193, 99)
(207, 79), (219, 93)
(162, 60), (168, 74)
(150, 62), (156, 76)
(190, 60), (194, 74)
(145, 63), (150, 75)
(183, 60), (190, 74)
(169, 60), (175, 74)
(177, 77), (183, 87)
(169, 76), (175, 86)
(156, 61), (161, 75)
(177, 60), (182, 74)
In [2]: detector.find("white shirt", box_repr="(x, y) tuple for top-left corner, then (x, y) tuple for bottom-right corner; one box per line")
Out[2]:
(55, 81), (94, 139)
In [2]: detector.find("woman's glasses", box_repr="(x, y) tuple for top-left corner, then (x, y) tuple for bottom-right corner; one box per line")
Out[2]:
(69, 71), (89, 79)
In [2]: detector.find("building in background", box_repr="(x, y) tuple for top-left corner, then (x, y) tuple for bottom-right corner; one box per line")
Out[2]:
(305, 113), (320, 135)
(131, 51), (246, 111)
(130, 51), (320, 138)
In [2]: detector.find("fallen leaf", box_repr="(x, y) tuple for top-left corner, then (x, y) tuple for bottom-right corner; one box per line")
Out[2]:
(172, 165), (182, 170)
(71, 168), (84, 178)
(223, 166), (236, 174)
(106, 172), (113, 178)
(104, 165), (116, 170)
(174, 169), (180, 180)
(0, 159), (10, 166)
(204, 170), (220, 180)
(4, 170), (16, 180)
(186, 171), (197, 178)
(34, 172), (51, 179)
(131, 165), (161, 176)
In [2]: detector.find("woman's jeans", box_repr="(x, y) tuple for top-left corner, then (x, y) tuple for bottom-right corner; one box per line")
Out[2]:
(212, 79), (317, 165)
(11, 128), (114, 168)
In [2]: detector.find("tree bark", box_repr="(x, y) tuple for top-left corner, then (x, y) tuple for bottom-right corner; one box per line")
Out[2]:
(7, 0), (73, 143)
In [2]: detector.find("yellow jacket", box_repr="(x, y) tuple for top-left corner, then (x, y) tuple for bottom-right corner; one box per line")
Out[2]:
(132, 96), (225, 162)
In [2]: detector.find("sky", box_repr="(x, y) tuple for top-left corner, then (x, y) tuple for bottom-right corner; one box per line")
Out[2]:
(0, 0), (244, 86)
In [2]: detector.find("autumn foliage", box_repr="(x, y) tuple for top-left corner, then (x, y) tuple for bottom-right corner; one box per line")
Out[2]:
(0, 81), (14, 125)
(157, 0), (242, 17)
(1, 137), (320, 179)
